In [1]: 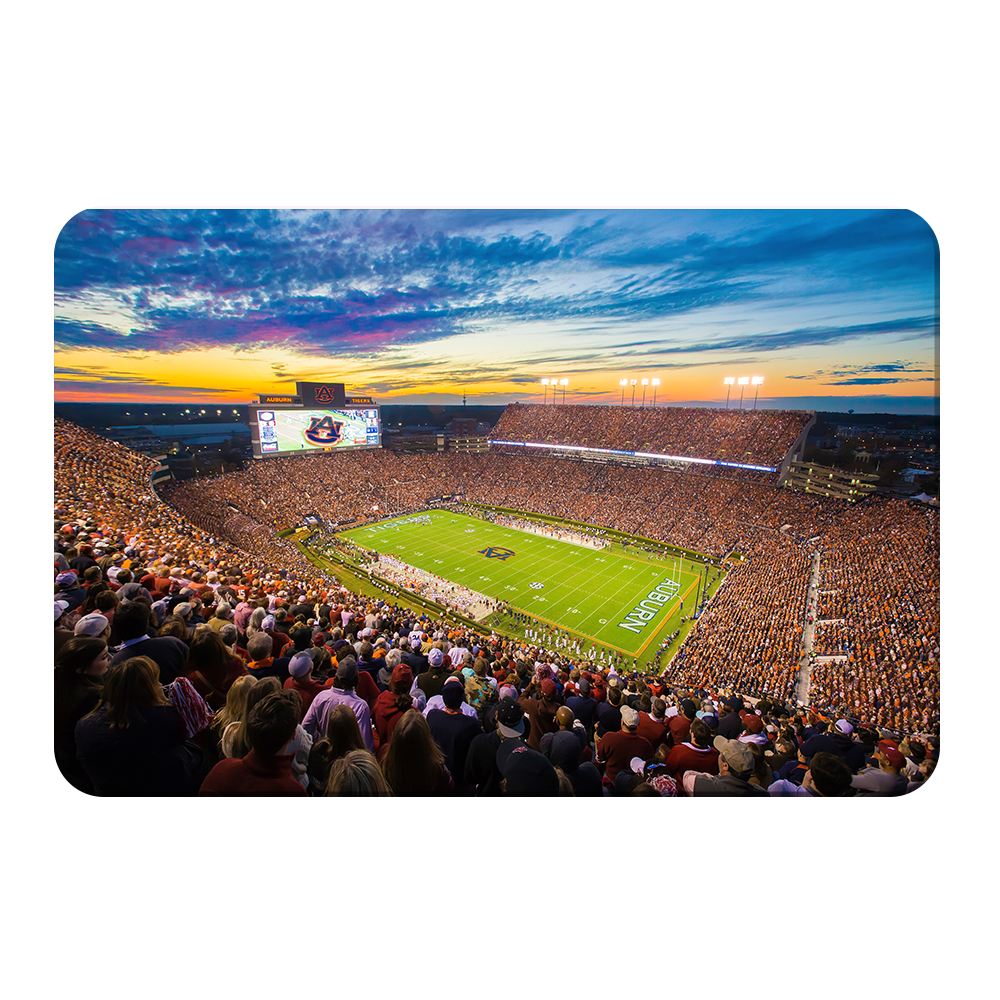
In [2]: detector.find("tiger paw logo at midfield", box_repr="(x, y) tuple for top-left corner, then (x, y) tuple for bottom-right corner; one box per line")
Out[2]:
(478, 546), (516, 561)
(303, 415), (344, 447)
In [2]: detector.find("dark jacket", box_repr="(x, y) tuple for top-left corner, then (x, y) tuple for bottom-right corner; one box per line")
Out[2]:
(75, 705), (204, 796)
(716, 711), (745, 740)
(110, 636), (189, 684)
(692, 773), (769, 797)
(800, 732), (867, 773)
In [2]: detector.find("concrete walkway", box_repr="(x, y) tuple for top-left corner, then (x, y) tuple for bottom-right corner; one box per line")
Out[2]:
(795, 549), (823, 705)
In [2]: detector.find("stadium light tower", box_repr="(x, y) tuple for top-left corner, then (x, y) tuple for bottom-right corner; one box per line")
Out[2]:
(559, 378), (569, 404)
(652, 378), (660, 406)
(752, 376), (764, 410)
(541, 377), (549, 404)
(619, 378), (628, 405)
(737, 376), (750, 411)
(641, 378), (649, 407)
(724, 376), (736, 409)
(630, 378), (638, 406)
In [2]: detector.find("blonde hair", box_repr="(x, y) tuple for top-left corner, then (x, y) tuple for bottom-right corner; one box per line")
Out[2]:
(213, 674), (257, 733)
(325, 750), (393, 797)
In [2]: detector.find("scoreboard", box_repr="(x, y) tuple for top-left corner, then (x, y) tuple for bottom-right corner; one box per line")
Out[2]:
(249, 404), (381, 459)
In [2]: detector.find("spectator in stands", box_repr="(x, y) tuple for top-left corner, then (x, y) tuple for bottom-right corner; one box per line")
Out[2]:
(283, 651), (325, 719)
(664, 718), (719, 777)
(416, 646), (451, 700)
(768, 751), (853, 797)
(595, 705), (654, 789)
(183, 629), (248, 710)
(426, 676), (482, 795)
(110, 601), (189, 684)
(54, 637), (113, 793)
(851, 740), (909, 796)
(496, 739), (559, 796)
(211, 674), (257, 762)
(199, 690), (308, 797)
(544, 729), (602, 796)
(208, 602), (233, 633)
(373, 662), (416, 746)
(800, 718), (867, 774)
(636, 696), (670, 753)
(326, 750), (393, 796)
(74, 656), (207, 796)
(302, 659), (375, 751)
(381, 710), (453, 796)
(307, 704), (367, 795)
(679, 737), (768, 797)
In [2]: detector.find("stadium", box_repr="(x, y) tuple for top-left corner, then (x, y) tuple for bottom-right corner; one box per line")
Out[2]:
(54, 390), (939, 798)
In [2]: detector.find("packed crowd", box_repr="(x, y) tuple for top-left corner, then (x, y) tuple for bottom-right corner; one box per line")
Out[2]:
(491, 402), (813, 468)
(55, 574), (936, 796)
(53, 402), (939, 795)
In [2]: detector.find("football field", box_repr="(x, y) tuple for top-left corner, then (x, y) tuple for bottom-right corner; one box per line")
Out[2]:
(338, 509), (704, 657)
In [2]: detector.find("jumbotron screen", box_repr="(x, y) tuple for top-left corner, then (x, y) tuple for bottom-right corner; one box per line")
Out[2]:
(250, 406), (380, 458)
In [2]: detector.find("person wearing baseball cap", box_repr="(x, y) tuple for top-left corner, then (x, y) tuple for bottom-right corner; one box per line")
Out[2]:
(54, 600), (75, 657)
(465, 697), (529, 796)
(496, 739), (559, 796)
(301, 657), (375, 752)
(74, 612), (112, 641)
(799, 717), (867, 773)
(678, 736), (768, 796)
(282, 651), (325, 718)
(716, 695), (747, 740)
(372, 660), (416, 746)
(416, 645), (451, 701)
(595, 704), (654, 790)
(426, 676), (483, 795)
(851, 739), (909, 796)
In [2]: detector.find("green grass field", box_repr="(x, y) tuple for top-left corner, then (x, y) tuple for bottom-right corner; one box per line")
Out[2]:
(338, 509), (706, 657)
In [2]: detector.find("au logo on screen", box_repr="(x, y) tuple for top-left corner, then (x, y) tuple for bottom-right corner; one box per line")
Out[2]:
(303, 415), (344, 447)
(478, 546), (515, 561)
(314, 385), (336, 402)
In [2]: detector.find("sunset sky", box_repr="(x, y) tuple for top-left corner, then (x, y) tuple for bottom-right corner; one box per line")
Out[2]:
(54, 208), (939, 412)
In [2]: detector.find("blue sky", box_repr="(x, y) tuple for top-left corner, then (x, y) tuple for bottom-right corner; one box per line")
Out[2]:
(54, 208), (939, 412)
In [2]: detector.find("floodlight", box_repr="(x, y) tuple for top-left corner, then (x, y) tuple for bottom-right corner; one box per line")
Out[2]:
(560, 378), (569, 386)
(737, 377), (750, 385)
(541, 378), (550, 385)
(619, 379), (628, 386)
(724, 377), (736, 385)
(652, 379), (660, 386)
(752, 376), (764, 386)
(641, 379), (649, 386)
(630, 379), (638, 386)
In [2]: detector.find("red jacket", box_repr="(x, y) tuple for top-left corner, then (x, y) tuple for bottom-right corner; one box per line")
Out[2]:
(198, 750), (307, 796)
(283, 676), (326, 719)
(636, 712), (670, 752)
(667, 715), (693, 749)
(596, 731), (654, 786)
(664, 742), (720, 778)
